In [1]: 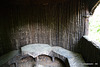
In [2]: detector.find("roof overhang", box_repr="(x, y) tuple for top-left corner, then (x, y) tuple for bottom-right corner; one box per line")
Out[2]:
(88, 0), (100, 15)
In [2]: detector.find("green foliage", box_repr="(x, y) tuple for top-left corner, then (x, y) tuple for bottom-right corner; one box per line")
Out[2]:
(97, 29), (100, 32)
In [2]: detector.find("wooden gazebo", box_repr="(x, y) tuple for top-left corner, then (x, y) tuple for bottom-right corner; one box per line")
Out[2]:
(0, 0), (100, 67)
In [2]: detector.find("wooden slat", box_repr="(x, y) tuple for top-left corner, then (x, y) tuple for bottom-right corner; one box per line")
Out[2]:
(0, 0), (89, 56)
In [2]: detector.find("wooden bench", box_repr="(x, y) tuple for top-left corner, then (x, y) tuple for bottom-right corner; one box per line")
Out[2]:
(0, 44), (88, 67)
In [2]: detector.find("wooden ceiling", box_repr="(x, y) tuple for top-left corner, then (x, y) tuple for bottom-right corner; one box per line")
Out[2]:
(3, 0), (70, 6)
(30, 0), (67, 4)
(1, 0), (99, 14)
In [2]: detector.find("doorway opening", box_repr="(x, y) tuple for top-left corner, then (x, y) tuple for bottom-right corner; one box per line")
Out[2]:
(88, 4), (100, 45)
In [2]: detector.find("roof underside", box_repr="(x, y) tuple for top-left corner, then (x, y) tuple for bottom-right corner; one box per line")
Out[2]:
(0, 0), (99, 14)
(86, 0), (100, 14)
(0, 0), (70, 6)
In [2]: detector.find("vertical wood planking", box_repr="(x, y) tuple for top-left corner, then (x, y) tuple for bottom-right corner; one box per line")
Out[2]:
(0, 0), (89, 56)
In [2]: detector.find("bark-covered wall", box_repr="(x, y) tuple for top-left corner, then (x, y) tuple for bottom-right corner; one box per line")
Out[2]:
(0, 0), (89, 56)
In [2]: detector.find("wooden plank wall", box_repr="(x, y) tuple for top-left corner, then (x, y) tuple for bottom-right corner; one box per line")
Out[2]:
(0, 0), (89, 56)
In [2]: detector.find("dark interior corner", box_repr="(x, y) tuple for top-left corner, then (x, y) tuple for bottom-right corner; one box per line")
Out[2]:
(76, 36), (100, 66)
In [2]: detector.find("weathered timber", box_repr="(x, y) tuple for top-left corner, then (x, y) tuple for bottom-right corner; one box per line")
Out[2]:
(0, 0), (89, 56)
(77, 36), (100, 67)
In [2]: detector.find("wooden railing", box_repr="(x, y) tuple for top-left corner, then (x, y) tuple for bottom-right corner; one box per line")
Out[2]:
(77, 36), (100, 67)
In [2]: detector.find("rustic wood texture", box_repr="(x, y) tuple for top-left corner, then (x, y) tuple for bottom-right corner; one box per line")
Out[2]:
(0, 0), (89, 56)
(77, 36), (100, 67)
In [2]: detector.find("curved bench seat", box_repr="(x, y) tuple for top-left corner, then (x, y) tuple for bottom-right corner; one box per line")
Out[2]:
(0, 44), (88, 67)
